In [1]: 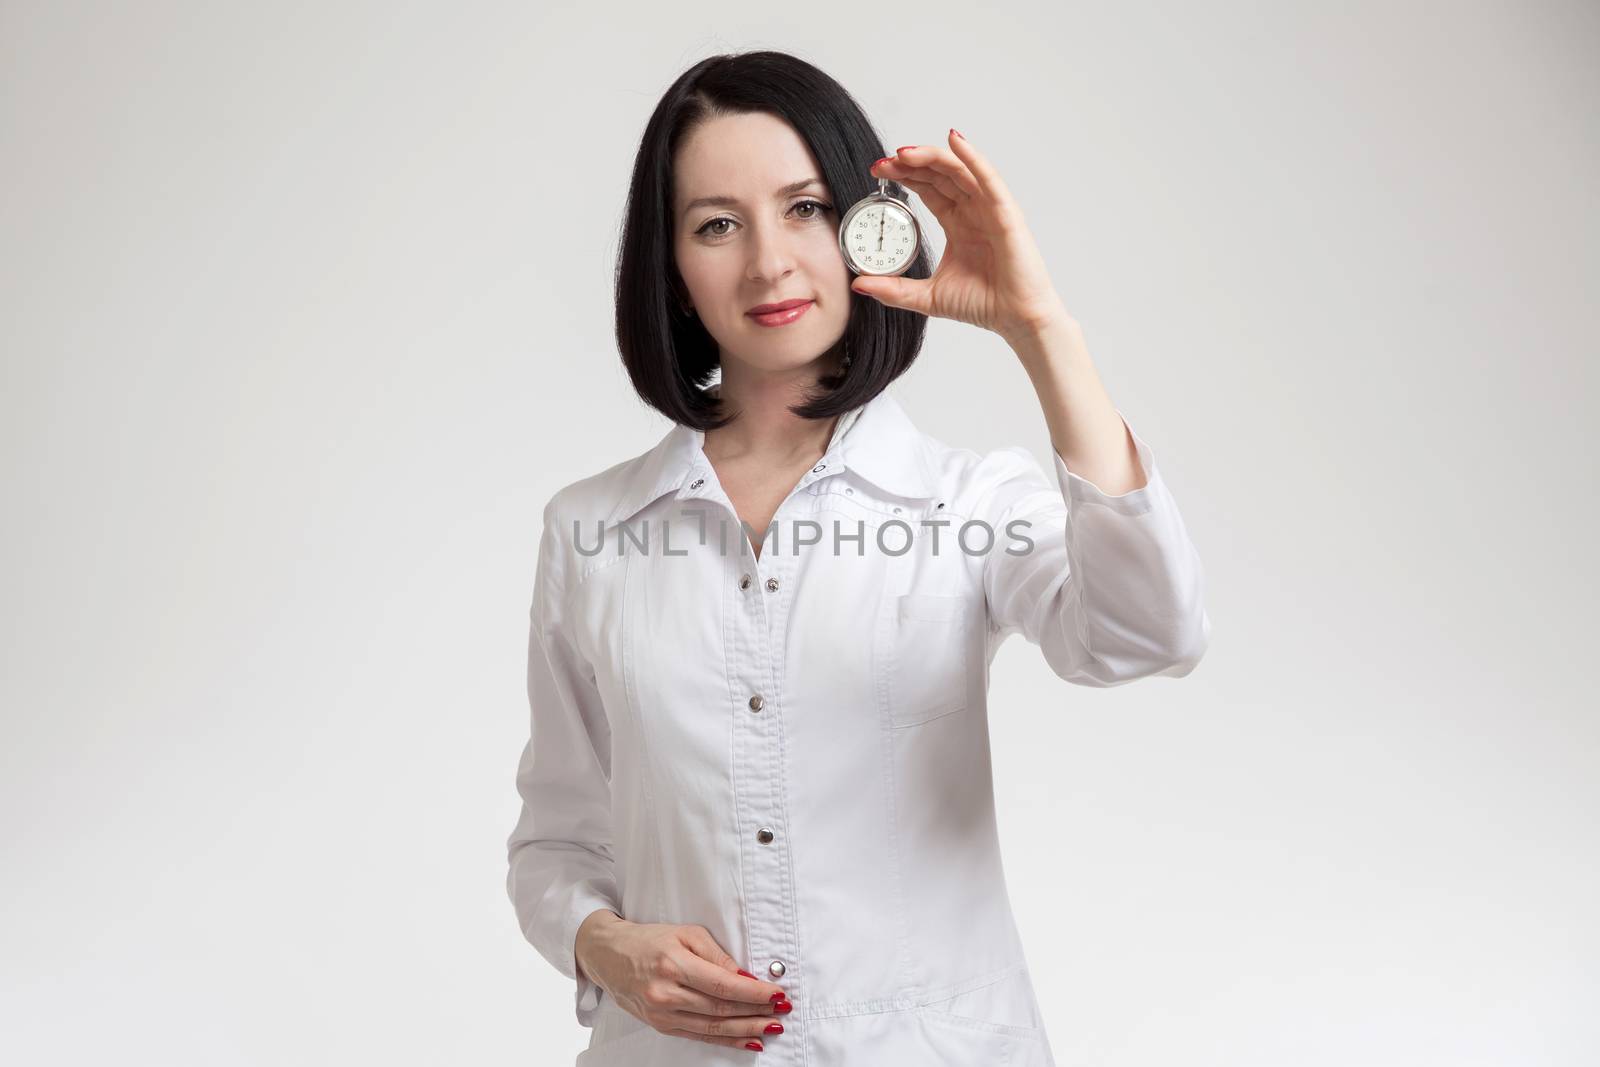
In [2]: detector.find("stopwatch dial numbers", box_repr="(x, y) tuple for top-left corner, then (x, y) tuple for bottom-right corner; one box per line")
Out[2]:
(848, 204), (915, 273)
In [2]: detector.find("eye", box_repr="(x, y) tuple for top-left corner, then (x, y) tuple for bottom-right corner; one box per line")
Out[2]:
(695, 199), (835, 239)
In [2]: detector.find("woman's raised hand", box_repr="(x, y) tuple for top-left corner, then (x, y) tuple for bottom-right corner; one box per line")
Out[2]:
(850, 128), (1069, 343)
(575, 911), (793, 1052)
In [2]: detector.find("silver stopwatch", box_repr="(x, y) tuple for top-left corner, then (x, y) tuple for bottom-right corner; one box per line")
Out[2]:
(838, 177), (919, 277)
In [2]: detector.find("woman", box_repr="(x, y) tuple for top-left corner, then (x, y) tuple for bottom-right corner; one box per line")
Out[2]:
(506, 51), (1210, 1065)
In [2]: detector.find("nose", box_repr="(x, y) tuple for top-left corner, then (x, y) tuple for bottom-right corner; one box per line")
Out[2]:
(745, 215), (798, 286)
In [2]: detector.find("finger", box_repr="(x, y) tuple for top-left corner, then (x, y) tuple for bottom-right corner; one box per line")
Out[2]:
(674, 928), (789, 1007)
(851, 273), (934, 318)
(663, 982), (779, 1018)
(872, 156), (968, 204)
(888, 142), (981, 198)
(876, 167), (960, 222)
(662, 1008), (780, 1041)
(873, 168), (958, 221)
(892, 172), (952, 206)
(668, 1025), (768, 1052)
(946, 128), (1016, 208)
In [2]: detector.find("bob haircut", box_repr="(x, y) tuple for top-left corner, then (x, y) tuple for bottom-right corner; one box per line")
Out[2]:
(614, 50), (934, 433)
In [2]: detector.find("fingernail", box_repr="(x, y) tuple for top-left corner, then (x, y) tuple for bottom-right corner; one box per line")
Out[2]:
(772, 1000), (793, 1014)
(952, 128), (965, 140)
(745, 1040), (764, 1050)
(770, 992), (787, 1002)
(764, 1022), (784, 1034)
(737, 969), (756, 979)
(872, 156), (893, 169)
(896, 145), (917, 153)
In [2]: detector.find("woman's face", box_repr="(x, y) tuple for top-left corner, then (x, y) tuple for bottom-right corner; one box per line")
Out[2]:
(673, 112), (851, 376)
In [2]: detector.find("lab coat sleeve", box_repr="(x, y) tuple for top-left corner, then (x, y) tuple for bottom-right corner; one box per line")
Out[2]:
(979, 409), (1211, 686)
(505, 497), (624, 1028)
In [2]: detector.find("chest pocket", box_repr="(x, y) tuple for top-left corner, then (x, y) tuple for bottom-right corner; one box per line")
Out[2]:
(882, 592), (982, 727)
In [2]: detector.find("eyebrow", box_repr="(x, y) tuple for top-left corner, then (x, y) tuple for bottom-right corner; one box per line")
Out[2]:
(683, 177), (827, 215)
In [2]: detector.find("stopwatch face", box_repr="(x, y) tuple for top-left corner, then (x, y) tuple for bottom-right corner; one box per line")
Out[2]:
(839, 196), (918, 276)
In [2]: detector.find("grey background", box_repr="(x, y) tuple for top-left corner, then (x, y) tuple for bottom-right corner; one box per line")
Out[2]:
(3, 2), (1595, 1064)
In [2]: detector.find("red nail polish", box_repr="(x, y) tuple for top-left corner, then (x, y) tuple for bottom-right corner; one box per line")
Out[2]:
(745, 1040), (764, 1050)
(872, 156), (893, 169)
(770, 992), (786, 1002)
(952, 128), (965, 140)
(896, 145), (917, 153)
(765, 1022), (784, 1034)
(773, 1000), (793, 1014)
(737, 969), (756, 979)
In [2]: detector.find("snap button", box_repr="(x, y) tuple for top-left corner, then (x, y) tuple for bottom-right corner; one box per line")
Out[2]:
(845, 487), (854, 495)
(689, 478), (705, 490)
(768, 960), (786, 978)
(748, 694), (764, 712)
(812, 463), (825, 473)
(739, 573), (752, 590)
(756, 827), (774, 844)
(765, 577), (779, 592)
(892, 506), (902, 514)
(936, 501), (945, 509)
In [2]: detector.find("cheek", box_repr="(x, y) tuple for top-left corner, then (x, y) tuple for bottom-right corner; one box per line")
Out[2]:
(675, 246), (731, 301)
(802, 233), (852, 294)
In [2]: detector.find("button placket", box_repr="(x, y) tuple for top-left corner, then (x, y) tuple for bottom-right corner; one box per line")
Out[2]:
(729, 542), (800, 1030)
(727, 496), (808, 1041)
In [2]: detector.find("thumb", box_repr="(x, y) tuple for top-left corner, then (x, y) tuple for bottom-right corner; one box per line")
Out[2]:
(851, 274), (930, 315)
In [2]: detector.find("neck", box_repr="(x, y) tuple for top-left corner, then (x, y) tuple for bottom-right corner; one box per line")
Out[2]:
(704, 361), (842, 464)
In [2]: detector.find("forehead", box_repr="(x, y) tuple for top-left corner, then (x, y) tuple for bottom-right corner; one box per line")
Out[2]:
(674, 112), (828, 210)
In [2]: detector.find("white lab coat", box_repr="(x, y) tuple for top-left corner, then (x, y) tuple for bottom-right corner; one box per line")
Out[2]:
(506, 385), (1210, 1065)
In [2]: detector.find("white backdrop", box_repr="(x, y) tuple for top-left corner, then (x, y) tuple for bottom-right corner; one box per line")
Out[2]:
(3, 2), (1595, 1064)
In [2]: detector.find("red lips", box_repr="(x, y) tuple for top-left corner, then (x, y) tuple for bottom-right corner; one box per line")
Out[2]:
(747, 298), (813, 315)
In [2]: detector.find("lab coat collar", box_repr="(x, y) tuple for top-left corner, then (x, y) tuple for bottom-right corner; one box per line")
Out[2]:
(604, 385), (938, 525)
